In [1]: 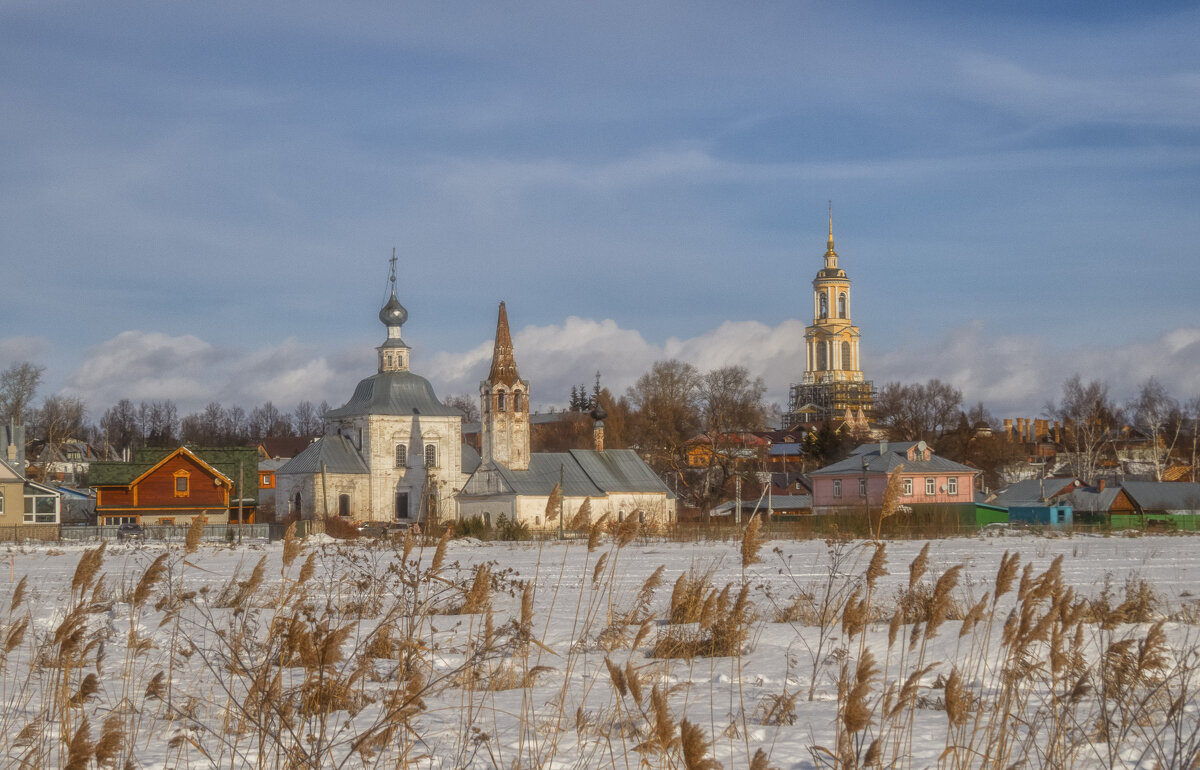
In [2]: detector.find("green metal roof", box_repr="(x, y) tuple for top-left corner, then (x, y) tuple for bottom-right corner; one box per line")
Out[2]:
(89, 446), (260, 503)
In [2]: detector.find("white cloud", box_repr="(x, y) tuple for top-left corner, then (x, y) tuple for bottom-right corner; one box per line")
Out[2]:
(49, 319), (1200, 428)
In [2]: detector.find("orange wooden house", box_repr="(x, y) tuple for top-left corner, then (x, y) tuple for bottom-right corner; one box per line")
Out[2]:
(90, 446), (258, 526)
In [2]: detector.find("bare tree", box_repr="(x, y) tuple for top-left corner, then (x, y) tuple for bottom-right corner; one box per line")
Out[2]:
(1045, 375), (1120, 484)
(695, 365), (766, 509)
(100, 399), (140, 456)
(292, 400), (322, 436)
(142, 400), (179, 447)
(1127, 377), (1182, 481)
(0, 362), (44, 426)
(32, 395), (88, 465)
(625, 359), (701, 482)
(874, 379), (963, 441)
(443, 394), (480, 424)
(249, 401), (293, 440)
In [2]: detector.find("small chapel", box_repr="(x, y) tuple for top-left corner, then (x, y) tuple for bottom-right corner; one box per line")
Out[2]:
(457, 302), (676, 529)
(276, 265), (479, 523)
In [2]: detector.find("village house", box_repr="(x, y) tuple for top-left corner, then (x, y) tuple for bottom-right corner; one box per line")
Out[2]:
(90, 446), (259, 526)
(809, 440), (979, 515)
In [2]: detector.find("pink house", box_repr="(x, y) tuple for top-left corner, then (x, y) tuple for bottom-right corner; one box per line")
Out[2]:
(810, 441), (978, 513)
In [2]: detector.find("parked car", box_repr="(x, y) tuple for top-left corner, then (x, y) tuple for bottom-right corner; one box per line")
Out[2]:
(117, 522), (144, 541)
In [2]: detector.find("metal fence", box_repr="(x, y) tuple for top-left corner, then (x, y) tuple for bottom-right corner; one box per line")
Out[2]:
(0, 524), (275, 543)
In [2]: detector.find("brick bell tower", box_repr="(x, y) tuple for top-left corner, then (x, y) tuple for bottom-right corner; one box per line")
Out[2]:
(479, 302), (531, 470)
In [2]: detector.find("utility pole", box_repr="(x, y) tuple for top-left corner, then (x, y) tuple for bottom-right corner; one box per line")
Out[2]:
(735, 474), (742, 527)
(237, 460), (244, 545)
(558, 463), (565, 540)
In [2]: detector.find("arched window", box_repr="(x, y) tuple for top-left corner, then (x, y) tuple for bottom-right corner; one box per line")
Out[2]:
(838, 293), (847, 318)
(513, 392), (522, 411)
(819, 294), (828, 319)
(424, 444), (437, 468)
(842, 341), (852, 370)
(483, 512), (491, 527)
(497, 391), (506, 411)
(816, 343), (827, 371)
(292, 492), (302, 516)
(395, 444), (407, 467)
(338, 494), (351, 517)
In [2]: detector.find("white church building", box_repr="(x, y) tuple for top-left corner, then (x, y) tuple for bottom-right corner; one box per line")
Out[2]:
(276, 269), (479, 523)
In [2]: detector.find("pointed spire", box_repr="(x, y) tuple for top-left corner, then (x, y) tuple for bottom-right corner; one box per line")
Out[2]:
(487, 301), (520, 386)
(823, 201), (839, 268)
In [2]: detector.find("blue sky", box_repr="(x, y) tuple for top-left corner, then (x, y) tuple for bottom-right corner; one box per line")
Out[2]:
(2, 1), (1199, 422)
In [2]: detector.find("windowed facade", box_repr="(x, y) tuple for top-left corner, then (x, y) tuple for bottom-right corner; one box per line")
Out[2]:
(24, 492), (57, 523)
(925, 478), (936, 496)
(424, 444), (437, 468)
(903, 478), (913, 496)
(947, 477), (958, 495)
(395, 444), (407, 467)
(832, 479), (842, 498)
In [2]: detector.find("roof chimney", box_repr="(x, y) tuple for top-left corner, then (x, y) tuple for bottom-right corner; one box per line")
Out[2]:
(1097, 478), (1106, 492)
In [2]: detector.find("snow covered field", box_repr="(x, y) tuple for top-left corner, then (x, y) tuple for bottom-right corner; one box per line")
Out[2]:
(1, 529), (1198, 769)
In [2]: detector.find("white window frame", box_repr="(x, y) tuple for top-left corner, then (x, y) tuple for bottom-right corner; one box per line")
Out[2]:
(832, 479), (842, 498)
(947, 477), (958, 495)
(925, 478), (936, 496)
(903, 478), (913, 496)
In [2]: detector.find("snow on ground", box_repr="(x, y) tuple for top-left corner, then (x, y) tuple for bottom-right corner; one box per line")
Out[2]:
(1, 530), (1198, 769)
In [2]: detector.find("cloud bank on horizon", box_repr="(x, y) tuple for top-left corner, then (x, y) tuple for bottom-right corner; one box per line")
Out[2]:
(2, 1), (1199, 422)
(43, 317), (1200, 424)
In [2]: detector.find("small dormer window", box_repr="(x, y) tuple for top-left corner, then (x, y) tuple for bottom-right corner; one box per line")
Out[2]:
(174, 470), (190, 498)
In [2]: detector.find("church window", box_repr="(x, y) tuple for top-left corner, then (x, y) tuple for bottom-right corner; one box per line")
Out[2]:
(498, 391), (506, 410)
(842, 341), (852, 370)
(292, 492), (302, 516)
(838, 293), (847, 318)
(819, 294), (828, 319)
(816, 343), (827, 371)
(424, 444), (437, 468)
(395, 445), (407, 467)
(338, 494), (350, 517)
(513, 392), (522, 411)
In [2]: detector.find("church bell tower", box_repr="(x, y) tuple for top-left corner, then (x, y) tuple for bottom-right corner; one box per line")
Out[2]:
(787, 207), (874, 426)
(480, 302), (531, 470)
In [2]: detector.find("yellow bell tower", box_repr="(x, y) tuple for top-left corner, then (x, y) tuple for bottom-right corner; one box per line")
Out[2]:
(804, 206), (862, 384)
(787, 207), (873, 425)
